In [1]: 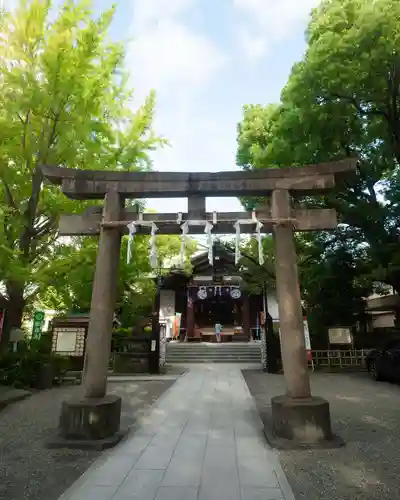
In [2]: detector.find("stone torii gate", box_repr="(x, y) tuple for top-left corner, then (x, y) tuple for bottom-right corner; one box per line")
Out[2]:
(42, 159), (356, 447)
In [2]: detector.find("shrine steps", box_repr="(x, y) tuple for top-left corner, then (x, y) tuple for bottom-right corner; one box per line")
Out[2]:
(166, 342), (261, 364)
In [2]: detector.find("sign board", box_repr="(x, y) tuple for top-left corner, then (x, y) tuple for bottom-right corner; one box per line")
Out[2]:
(52, 326), (85, 356)
(10, 328), (25, 342)
(328, 327), (352, 345)
(32, 310), (45, 340)
(56, 331), (77, 352)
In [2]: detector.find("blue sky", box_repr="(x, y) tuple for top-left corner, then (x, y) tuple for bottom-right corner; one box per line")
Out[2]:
(107, 0), (322, 214)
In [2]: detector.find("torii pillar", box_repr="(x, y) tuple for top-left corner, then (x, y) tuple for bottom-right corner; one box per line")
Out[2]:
(270, 189), (333, 444)
(57, 189), (125, 448)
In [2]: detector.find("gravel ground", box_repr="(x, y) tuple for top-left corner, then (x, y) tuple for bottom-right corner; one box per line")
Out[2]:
(0, 378), (176, 500)
(242, 370), (400, 500)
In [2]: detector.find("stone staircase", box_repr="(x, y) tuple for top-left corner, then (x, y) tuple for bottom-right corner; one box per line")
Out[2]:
(166, 342), (261, 364)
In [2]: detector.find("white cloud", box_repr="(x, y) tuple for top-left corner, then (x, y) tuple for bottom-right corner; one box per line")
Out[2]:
(131, 0), (191, 28)
(129, 0), (227, 102)
(233, 0), (321, 59)
(129, 19), (226, 99)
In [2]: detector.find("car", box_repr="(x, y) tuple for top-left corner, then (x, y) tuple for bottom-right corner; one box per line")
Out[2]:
(366, 339), (400, 382)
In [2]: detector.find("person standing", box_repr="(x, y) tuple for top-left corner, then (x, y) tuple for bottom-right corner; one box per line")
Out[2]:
(215, 322), (222, 343)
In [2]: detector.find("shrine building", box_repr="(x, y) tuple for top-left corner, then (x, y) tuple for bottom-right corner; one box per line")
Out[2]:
(159, 243), (279, 342)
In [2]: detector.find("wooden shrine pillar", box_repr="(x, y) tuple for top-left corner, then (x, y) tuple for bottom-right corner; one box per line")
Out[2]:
(242, 292), (251, 341)
(186, 293), (195, 339)
(271, 189), (311, 399)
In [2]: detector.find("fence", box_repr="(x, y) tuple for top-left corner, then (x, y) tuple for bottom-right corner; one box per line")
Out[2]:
(310, 349), (369, 371)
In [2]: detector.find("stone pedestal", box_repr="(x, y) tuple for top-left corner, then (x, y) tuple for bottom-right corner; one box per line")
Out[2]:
(49, 395), (123, 450)
(271, 395), (332, 443)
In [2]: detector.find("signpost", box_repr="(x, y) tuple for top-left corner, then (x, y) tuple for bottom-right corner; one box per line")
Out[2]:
(32, 310), (45, 340)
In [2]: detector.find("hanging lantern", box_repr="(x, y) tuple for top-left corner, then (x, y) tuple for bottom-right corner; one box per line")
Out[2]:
(197, 286), (207, 300)
(230, 287), (242, 299)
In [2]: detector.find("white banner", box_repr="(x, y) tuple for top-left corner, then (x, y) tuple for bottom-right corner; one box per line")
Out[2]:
(303, 317), (312, 361)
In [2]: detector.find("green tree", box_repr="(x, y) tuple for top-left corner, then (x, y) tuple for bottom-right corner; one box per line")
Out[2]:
(0, 0), (165, 345)
(38, 233), (197, 327)
(297, 230), (372, 346)
(236, 0), (400, 298)
(236, 237), (275, 295)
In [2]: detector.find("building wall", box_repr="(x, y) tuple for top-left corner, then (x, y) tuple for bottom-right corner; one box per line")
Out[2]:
(267, 291), (279, 321)
(159, 290), (176, 339)
(163, 287), (281, 331)
(159, 290), (175, 320)
(371, 312), (395, 329)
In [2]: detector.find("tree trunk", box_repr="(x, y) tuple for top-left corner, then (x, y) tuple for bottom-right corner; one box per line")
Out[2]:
(0, 284), (25, 351)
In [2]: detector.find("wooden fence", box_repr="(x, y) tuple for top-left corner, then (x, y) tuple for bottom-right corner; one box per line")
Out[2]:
(309, 349), (369, 371)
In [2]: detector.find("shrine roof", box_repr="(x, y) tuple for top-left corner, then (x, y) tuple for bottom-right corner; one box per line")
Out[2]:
(161, 243), (237, 289)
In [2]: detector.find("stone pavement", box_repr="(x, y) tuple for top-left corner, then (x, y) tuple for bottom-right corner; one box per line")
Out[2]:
(59, 364), (296, 500)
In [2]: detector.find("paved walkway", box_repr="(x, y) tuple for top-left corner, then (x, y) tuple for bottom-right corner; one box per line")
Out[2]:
(59, 364), (296, 500)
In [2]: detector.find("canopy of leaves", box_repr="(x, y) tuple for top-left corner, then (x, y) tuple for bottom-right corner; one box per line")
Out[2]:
(38, 234), (197, 328)
(236, 0), (400, 333)
(0, 0), (167, 336)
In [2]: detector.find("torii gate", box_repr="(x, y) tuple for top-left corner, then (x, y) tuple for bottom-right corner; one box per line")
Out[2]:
(42, 159), (356, 447)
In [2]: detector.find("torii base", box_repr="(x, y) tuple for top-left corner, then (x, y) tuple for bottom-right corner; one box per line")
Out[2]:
(47, 395), (125, 450)
(261, 395), (344, 450)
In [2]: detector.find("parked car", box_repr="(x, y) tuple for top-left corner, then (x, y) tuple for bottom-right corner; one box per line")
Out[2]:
(366, 339), (400, 381)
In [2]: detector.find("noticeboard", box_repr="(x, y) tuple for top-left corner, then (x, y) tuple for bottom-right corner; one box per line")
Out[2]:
(328, 327), (352, 345)
(52, 326), (85, 356)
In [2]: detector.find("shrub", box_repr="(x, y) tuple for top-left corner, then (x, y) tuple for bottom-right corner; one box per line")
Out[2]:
(113, 327), (132, 337)
(0, 351), (70, 388)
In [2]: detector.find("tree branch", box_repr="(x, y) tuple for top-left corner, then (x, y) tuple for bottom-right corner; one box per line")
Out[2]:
(220, 241), (276, 280)
(19, 109), (61, 260)
(328, 93), (390, 120)
(0, 174), (17, 210)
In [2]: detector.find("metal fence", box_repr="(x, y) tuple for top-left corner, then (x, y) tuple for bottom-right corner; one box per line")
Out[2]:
(310, 349), (369, 370)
